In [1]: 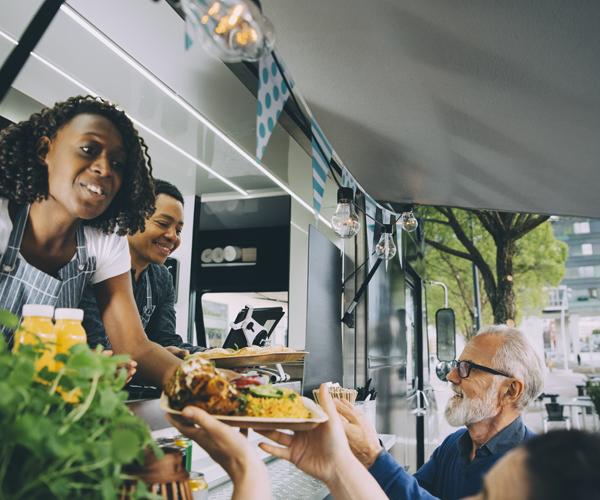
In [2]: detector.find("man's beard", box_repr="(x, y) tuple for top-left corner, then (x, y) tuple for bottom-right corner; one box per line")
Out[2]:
(444, 379), (501, 427)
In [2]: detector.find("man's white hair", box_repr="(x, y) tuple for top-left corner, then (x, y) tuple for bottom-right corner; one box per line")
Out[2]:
(476, 325), (545, 409)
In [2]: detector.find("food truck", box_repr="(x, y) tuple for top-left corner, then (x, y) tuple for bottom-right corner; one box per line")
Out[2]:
(1, 1), (599, 498)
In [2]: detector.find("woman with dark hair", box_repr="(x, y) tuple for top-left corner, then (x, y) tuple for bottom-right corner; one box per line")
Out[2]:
(0, 95), (180, 384)
(465, 429), (600, 500)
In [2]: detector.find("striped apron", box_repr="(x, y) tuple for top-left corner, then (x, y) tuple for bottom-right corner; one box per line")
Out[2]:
(0, 205), (96, 344)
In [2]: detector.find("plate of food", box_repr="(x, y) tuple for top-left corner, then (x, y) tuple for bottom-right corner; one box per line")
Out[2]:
(161, 355), (327, 430)
(195, 345), (308, 368)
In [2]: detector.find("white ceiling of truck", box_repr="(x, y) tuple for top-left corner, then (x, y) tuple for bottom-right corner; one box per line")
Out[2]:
(3, 1), (600, 217)
(262, 0), (600, 217)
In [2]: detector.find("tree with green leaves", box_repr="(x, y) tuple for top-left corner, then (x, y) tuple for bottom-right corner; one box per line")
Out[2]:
(423, 207), (567, 336)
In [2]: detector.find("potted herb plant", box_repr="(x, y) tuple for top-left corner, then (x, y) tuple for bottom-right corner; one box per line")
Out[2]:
(0, 310), (160, 499)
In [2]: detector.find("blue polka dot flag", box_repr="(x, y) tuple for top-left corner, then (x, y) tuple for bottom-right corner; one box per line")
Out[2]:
(256, 52), (291, 160)
(311, 118), (333, 217)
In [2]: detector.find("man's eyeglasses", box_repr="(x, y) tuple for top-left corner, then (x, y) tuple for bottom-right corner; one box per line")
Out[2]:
(450, 359), (511, 379)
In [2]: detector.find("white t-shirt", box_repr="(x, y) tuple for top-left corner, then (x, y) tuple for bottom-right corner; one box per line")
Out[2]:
(0, 198), (130, 284)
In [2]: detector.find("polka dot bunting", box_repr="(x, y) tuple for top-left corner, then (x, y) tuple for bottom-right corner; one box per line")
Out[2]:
(256, 52), (292, 160)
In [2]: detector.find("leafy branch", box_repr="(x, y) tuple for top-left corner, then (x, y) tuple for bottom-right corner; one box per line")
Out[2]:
(423, 205), (565, 327)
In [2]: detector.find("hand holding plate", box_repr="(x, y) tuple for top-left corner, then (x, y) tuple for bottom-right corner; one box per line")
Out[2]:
(167, 407), (272, 498)
(258, 383), (354, 483)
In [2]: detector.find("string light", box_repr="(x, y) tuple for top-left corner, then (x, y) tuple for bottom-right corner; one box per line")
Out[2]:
(331, 187), (361, 238)
(400, 210), (419, 232)
(375, 224), (397, 261)
(182, 0), (274, 62)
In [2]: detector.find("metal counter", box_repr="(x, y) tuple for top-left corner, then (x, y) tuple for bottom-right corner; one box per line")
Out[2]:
(129, 398), (396, 499)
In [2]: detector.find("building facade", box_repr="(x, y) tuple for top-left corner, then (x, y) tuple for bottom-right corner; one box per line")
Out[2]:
(551, 217), (600, 353)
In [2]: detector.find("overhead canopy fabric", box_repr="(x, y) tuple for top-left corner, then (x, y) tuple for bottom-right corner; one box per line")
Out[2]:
(263, 0), (600, 217)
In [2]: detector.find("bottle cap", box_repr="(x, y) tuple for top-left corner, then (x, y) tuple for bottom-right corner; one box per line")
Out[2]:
(21, 304), (54, 318)
(54, 308), (84, 321)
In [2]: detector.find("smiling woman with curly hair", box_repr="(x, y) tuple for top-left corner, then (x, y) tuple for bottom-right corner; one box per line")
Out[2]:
(0, 95), (155, 234)
(0, 95), (180, 385)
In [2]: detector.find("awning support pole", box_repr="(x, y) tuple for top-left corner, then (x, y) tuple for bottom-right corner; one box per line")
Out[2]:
(0, 0), (65, 104)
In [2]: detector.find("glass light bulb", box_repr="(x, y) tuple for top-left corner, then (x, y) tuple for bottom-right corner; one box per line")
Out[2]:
(183, 0), (275, 62)
(400, 211), (418, 232)
(331, 202), (361, 238)
(375, 231), (397, 261)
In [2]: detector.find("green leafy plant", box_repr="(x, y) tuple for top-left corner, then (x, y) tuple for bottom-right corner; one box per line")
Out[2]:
(0, 310), (160, 499)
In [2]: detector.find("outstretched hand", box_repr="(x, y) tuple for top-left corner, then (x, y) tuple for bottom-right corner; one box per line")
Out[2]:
(334, 399), (382, 468)
(258, 384), (388, 500)
(167, 407), (272, 500)
(258, 383), (355, 483)
(167, 407), (258, 480)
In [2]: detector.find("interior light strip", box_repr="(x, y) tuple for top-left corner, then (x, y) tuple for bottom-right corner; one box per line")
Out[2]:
(0, 29), (248, 196)
(60, 4), (332, 227)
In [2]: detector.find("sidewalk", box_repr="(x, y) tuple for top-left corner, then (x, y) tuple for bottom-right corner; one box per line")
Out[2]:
(523, 368), (588, 433)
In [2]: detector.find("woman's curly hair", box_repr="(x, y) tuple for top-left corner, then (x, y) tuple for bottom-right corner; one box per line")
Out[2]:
(0, 95), (155, 235)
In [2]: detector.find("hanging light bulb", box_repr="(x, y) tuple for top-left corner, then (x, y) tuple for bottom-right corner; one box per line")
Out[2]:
(183, 0), (275, 62)
(400, 210), (419, 232)
(331, 187), (361, 238)
(375, 224), (397, 261)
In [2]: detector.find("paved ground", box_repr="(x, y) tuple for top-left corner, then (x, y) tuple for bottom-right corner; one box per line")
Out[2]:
(523, 368), (589, 433)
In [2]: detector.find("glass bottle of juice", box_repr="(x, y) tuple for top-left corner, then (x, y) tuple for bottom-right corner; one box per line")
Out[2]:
(13, 304), (56, 372)
(54, 308), (87, 362)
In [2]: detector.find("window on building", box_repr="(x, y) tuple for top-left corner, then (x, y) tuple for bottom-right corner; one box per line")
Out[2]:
(589, 288), (599, 299)
(582, 243), (593, 255)
(565, 268), (578, 279)
(574, 221), (591, 234)
(579, 266), (595, 278)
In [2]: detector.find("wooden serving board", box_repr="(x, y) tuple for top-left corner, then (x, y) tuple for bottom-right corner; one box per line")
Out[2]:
(201, 351), (307, 368)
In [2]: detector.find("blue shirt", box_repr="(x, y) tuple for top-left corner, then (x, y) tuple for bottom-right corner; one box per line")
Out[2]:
(369, 416), (535, 500)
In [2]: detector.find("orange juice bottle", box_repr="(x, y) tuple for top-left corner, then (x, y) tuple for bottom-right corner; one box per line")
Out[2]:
(54, 308), (87, 364)
(13, 304), (56, 372)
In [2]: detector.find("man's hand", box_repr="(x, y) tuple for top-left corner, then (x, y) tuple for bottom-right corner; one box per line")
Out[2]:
(335, 399), (382, 468)
(165, 345), (189, 359)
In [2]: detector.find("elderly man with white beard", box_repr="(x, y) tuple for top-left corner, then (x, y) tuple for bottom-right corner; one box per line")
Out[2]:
(335, 325), (544, 500)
